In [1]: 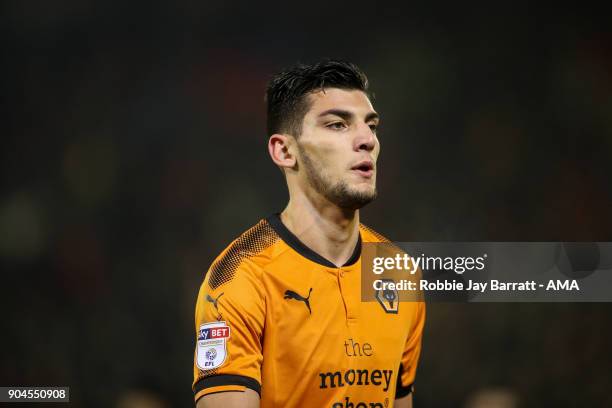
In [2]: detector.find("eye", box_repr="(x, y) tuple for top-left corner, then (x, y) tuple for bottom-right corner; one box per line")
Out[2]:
(368, 123), (378, 133)
(327, 122), (347, 130)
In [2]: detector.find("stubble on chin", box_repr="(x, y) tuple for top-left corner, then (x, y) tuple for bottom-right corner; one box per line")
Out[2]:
(299, 147), (377, 210)
(328, 181), (377, 210)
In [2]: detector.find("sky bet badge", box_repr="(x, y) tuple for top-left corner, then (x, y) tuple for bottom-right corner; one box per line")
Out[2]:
(375, 278), (399, 314)
(196, 321), (231, 370)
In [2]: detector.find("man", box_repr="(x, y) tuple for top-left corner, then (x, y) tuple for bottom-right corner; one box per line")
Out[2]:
(193, 60), (425, 408)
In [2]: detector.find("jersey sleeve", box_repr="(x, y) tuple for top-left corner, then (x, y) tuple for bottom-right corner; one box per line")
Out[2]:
(396, 300), (426, 398)
(192, 256), (266, 402)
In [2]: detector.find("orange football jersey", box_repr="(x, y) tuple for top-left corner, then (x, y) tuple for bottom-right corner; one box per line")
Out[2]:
(193, 214), (425, 407)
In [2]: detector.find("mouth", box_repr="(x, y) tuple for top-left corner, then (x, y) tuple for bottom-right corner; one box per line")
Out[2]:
(351, 160), (375, 178)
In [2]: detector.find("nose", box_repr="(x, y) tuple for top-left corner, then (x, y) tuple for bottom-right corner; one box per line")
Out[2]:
(355, 123), (376, 152)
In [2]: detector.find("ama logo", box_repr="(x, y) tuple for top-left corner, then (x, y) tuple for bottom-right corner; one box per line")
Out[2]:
(196, 321), (231, 370)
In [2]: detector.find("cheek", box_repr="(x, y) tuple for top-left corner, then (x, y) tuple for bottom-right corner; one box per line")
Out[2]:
(373, 140), (381, 161)
(300, 140), (341, 166)
(314, 151), (345, 178)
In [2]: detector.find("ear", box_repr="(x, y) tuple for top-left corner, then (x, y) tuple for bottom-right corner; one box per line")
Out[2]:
(268, 134), (297, 169)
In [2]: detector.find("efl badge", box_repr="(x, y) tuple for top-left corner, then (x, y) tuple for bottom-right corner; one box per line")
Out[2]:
(375, 279), (399, 314)
(196, 321), (231, 370)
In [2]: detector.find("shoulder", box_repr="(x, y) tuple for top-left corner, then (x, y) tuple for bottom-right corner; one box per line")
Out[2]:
(359, 223), (408, 265)
(359, 223), (392, 243)
(206, 218), (281, 290)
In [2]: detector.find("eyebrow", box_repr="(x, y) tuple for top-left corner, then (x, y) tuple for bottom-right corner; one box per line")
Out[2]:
(318, 109), (380, 122)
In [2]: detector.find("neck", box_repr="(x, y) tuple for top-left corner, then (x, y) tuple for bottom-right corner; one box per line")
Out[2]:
(280, 190), (360, 267)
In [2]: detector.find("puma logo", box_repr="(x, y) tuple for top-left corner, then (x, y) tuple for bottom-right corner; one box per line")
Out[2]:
(206, 292), (224, 319)
(284, 288), (313, 314)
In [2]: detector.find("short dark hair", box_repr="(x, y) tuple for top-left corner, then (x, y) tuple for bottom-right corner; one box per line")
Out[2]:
(266, 59), (370, 137)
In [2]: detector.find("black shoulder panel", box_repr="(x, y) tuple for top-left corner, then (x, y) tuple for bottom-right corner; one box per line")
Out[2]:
(360, 223), (391, 242)
(208, 219), (279, 290)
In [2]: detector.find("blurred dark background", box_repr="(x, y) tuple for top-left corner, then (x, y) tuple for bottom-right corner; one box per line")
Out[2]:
(2, 1), (611, 407)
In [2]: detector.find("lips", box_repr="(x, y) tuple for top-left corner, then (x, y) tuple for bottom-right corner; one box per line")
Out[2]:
(351, 160), (375, 178)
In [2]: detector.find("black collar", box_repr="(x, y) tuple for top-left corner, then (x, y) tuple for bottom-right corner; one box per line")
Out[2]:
(266, 213), (361, 268)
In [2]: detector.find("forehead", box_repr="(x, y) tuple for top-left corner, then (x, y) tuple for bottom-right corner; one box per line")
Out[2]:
(305, 88), (375, 117)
